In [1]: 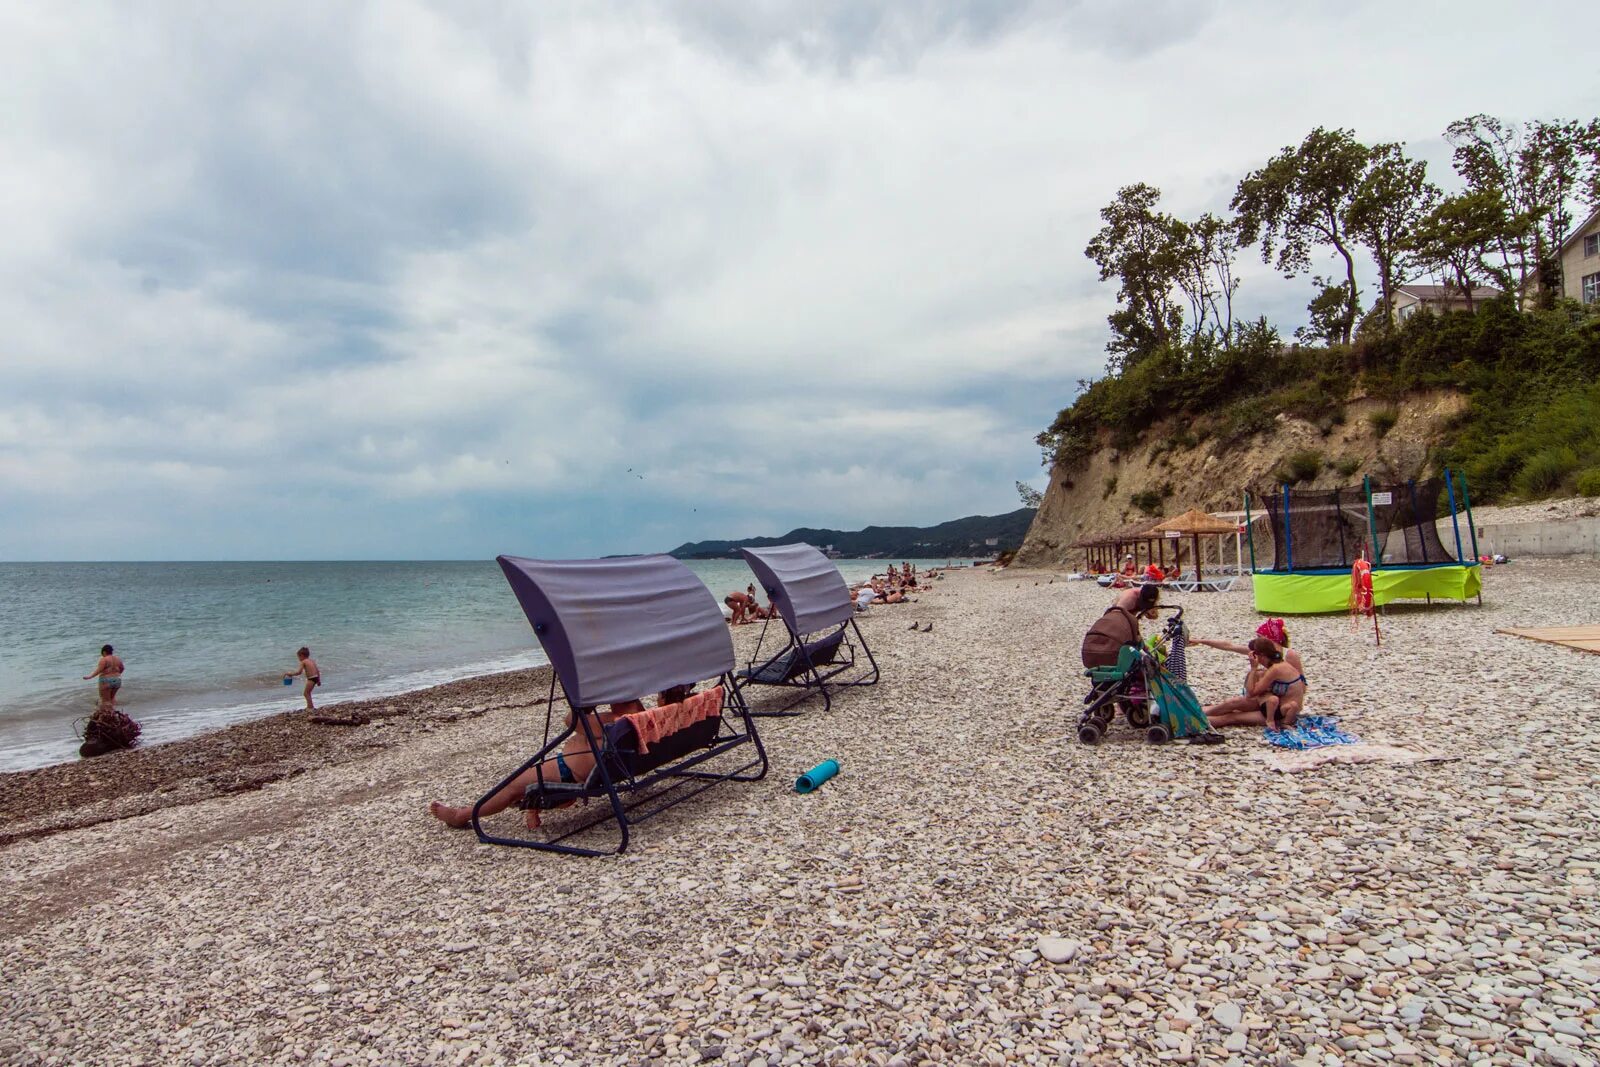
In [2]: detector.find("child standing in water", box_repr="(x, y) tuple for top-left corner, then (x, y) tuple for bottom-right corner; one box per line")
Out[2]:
(286, 646), (321, 711)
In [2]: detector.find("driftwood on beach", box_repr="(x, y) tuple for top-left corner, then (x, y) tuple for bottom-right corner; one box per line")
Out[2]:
(307, 712), (371, 727)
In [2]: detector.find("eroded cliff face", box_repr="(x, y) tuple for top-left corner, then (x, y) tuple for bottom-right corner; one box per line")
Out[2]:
(1014, 391), (1467, 568)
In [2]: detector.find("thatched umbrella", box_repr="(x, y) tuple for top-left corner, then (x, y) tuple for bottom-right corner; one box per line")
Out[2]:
(1151, 508), (1239, 582)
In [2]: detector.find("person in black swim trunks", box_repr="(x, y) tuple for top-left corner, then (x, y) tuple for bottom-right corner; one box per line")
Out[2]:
(1201, 637), (1308, 728)
(287, 646), (322, 711)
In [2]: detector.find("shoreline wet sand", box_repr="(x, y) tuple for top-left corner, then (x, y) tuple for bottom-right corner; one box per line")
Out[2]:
(3, 565), (1599, 1065)
(0, 667), (557, 849)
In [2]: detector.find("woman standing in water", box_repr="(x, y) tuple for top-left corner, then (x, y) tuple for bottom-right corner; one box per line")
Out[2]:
(83, 644), (125, 714)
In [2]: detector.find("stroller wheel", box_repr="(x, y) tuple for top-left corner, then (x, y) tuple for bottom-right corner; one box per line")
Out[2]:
(1145, 723), (1171, 745)
(1120, 700), (1151, 729)
(1078, 722), (1103, 745)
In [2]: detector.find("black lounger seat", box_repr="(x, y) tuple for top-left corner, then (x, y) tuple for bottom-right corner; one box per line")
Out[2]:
(741, 629), (845, 684)
(737, 545), (880, 714)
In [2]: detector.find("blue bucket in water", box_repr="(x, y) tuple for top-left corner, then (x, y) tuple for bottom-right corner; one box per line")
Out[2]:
(282, 676), (294, 686)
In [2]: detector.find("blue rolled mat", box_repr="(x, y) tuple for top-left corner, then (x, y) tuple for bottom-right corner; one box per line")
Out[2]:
(795, 759), (840, 794)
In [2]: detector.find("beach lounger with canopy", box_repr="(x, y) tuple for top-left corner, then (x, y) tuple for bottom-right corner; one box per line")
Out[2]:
(737, 544), (880, 715)
(473, 554), (768, 856)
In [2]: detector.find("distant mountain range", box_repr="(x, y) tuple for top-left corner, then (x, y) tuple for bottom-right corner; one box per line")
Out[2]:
(668, 508), (1037, 560)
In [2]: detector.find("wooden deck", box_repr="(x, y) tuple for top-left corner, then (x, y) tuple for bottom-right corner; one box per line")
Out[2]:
(1495, 625), (1600, 654)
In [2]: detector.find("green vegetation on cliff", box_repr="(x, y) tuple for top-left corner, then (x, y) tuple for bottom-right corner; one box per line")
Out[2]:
(1039, 114), (1600, 504)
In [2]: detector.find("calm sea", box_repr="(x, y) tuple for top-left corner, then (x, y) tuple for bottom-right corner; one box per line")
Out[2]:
(0, 558), (966, 772)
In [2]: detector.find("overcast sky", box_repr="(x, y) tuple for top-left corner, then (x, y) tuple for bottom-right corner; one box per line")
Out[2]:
(2, 1), (1594, 560)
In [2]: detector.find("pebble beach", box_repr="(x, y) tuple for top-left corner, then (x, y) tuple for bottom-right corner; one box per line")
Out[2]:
(3, 562), (1599, 1066)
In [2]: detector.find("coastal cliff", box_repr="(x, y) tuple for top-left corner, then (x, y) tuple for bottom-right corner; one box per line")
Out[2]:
(1014, 390), (1466, 568)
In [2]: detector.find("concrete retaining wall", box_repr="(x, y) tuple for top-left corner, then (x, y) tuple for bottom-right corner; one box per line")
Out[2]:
(1472, 516), (1600, 558)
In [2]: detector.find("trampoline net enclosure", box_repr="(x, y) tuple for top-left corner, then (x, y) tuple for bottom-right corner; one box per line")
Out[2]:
(1258, 479), (1459, 571)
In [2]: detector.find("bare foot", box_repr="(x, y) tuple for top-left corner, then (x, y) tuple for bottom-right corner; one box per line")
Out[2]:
(429, 801), (473, 829)
(524, 807), (543, 830)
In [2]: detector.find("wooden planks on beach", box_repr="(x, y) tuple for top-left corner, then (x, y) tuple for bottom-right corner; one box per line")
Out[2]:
(1495, 625), (1600, 654)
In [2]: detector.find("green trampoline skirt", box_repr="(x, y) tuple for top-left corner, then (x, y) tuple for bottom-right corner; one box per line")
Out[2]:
(1252, 564), (1482, 615)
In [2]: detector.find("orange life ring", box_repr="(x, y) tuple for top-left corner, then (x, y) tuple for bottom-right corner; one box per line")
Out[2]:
(1350, 559), (1374, 616)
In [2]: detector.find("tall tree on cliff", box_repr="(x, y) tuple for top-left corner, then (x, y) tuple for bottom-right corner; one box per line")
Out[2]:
(1167, 212), (1240, 345)
(1345, 143), (1439, 331)
(1445, 115), (1600, 303)
(1403, 190), (1517, 310)
(1232, 127), (1369, 346)
(1084, 183), (1184, 370)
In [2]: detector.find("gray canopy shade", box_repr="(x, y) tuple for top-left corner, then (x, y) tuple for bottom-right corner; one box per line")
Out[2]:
(740, 544), (854, 637)
(497, 554), (736, 709)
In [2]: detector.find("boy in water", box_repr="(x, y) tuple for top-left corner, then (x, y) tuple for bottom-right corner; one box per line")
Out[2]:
(286, 646), (321, 711)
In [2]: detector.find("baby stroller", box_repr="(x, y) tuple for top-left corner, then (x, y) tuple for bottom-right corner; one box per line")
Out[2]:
(1077, 606), (1214, 745)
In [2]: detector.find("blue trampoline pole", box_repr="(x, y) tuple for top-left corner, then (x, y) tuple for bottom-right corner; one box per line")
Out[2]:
(1444, 468), (1466, 564)
(1461, 472), (1480, 561)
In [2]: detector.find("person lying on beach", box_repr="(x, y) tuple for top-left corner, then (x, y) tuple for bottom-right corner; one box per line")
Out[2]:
(1201, 637), (1308, 729)
(429, 686), (695, 831)
(870, 578), (909, 604)
(83, 644), (125, 715)
(741, 585), (778, 621)
(285, 647), (321, 711)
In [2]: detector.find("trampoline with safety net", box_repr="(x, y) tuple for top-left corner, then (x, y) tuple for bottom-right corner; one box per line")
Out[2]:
(1247, 471), (1483, 614)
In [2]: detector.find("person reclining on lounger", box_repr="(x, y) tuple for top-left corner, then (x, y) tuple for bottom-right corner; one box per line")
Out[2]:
(429, 686), (694, 831)
(1200, 637), (1307, 728)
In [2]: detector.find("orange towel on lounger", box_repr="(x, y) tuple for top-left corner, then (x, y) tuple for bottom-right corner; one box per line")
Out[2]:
(624, 686), (724, 753)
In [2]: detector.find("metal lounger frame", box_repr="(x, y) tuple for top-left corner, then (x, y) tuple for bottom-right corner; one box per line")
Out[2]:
(470, 669), (769, 856)
(739, 616), (880, 716)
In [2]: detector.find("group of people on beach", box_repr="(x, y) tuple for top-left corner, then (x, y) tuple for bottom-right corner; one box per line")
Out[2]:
(724, 563), (927, 623)
(852, 563), (921, 610)
(723, 584), (775, 625)
(1089, 583), (1308, 729)
(1092, 553), (1182, 588)
(74, 644), (324, 759)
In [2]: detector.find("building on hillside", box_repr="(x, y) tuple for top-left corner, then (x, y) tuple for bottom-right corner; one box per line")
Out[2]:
(1389, 282), (1504, 323)
(1559, 206), (1600, 305)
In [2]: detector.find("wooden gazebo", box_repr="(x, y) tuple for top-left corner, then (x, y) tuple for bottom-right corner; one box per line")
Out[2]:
(1075, 517), (1168, 573)
(1150, 508), (1240, 582)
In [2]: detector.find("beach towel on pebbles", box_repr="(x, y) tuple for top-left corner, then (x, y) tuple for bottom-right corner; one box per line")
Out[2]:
(1262, 714), (1359, 751)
